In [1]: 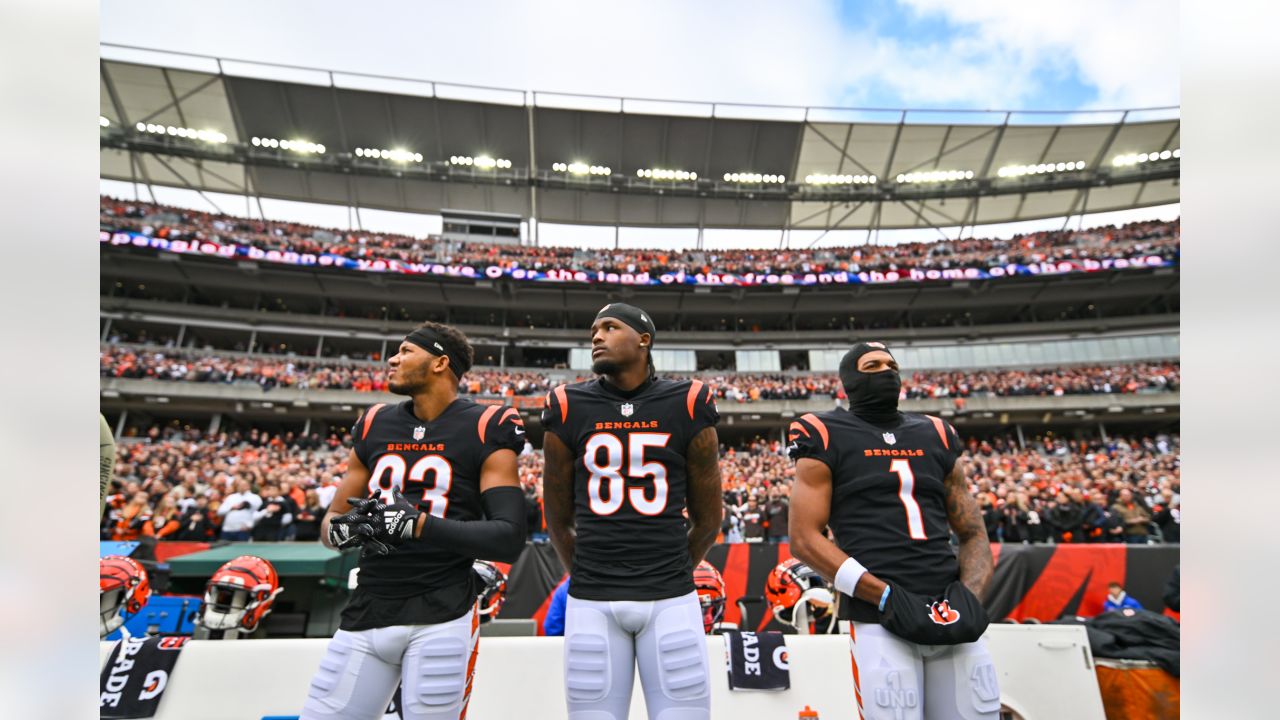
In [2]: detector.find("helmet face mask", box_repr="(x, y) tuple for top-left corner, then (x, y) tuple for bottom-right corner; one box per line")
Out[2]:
(100, 556), (150, 638)
(693, 560), (726, 633)
(765, 558), (838, 634)
(198, 556), (281, 634)
(473, 561), (507, 623)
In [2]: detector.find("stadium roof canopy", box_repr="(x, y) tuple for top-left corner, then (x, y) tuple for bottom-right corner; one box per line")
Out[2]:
(99, 47), (1180, 235)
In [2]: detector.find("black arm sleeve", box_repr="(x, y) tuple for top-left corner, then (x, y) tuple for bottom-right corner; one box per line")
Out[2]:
(419, 486), (528, 563)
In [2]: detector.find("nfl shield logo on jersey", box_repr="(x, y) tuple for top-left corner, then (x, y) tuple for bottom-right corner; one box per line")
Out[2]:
(413, 426), (426, 441)
(620, 403), (634, 417)
(882, 432), (896, 445)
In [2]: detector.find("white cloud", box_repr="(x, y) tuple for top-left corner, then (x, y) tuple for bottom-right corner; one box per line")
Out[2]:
(897, 0), (1179, 109)
(100, 0), (1177, 112)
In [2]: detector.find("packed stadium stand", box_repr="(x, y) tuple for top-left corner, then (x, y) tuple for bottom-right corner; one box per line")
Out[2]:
(100, 49), (1178, 667)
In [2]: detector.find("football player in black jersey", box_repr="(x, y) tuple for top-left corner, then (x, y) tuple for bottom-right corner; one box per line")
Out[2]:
(788, 342), (999, 720)
(301, 321), (527, 720)
(542, 303), (724, 720)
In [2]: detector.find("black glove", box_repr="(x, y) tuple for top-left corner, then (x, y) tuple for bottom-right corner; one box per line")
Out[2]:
(878, 580), (990, 646)
(368, 489), (423, 546)
(328, 497), (392, 556)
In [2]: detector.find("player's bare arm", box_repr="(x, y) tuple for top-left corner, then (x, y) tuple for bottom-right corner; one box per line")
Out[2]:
(684, 425), (724, 564)
(319, 449), (371, 550)
(790, 457), (888, 604)
(944, 462), (994, 598)
(542, 430), (577, 572)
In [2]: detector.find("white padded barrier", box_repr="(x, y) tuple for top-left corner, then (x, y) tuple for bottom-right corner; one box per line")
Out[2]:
(100, 625), (1105, 719)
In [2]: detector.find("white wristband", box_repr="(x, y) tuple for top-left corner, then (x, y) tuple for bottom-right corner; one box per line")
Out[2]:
(834, 557), (868, 597)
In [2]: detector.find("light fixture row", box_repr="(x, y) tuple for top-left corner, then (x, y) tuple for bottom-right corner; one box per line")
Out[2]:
(253, 137), (325, 154)
(638, 168), (697, 181)
(136, 122), (228, 144)
(552, 162), (612, 176)
(804, 173), (875, 185)
(997, 161), (1088, 177)
(1112, 149), (1180, 167)
(896, 169), (975, 184)
(358, 147), (423, 162)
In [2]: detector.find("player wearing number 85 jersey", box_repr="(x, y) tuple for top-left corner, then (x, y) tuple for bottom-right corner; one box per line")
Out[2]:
(542, 303), (724, 720)
(787, 342), (999, 720)
(302, 321), (527, 720)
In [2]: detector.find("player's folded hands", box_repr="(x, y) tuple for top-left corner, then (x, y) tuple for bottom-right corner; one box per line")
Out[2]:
(878, 580), (990, 646)
(328, 497), (394, 556)
(367, 489), (423, 545)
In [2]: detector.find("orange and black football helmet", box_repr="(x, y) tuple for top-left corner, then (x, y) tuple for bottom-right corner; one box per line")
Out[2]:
(693, 560), (726, 633)
(100, 555), (151, 637)
(198, 555), (282, 633)
(764, 558), (837, 633)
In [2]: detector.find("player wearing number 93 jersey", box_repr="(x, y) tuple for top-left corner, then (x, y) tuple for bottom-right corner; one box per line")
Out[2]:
(542, 303), (724, 720)
(301, 321), (527, 720)
(787, 341), (999, 720)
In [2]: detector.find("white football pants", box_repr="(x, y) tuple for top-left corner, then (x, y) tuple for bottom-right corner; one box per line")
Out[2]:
(848, 621), (1001, 720)
(564, 591), (710, 720)
(300, 605), (480, 720)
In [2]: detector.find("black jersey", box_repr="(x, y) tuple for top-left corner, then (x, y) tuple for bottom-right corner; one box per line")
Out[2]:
(787, 409), (963, 623)
(342, 398), (524, 630)
(542, 377), (719, 601)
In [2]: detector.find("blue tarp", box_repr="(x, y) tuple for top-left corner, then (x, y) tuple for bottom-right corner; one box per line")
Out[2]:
(100, 541), (138, 558)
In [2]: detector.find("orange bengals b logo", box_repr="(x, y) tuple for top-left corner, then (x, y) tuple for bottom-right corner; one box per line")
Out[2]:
(929, 600), (960, 626)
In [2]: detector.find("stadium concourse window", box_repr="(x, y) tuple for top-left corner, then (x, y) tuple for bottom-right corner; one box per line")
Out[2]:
(319, 336), (383, 362)
(696, 350), (734, 371)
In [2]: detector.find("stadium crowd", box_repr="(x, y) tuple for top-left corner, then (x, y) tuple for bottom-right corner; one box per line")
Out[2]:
(100, 346), (554, 396)
(102, 345), (1178, 400)
(103, 424), (1179, 546)
(101, 196), (1179, 277)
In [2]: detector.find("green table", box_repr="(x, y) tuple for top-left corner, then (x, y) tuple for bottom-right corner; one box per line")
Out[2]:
(167, 542), (359, 580)
(168, 543), (360, 637)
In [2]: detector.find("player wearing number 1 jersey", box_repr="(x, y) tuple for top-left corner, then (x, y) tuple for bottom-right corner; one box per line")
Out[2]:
(542, 303), (724, 720)
(788, 342), (999, 720)
(301, 322), (527, 720)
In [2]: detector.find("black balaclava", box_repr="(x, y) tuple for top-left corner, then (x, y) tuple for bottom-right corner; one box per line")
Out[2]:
(838, 341), (902, 424)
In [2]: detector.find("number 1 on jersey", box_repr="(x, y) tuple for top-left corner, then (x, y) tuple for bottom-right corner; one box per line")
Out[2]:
(890, 459), (928, 540)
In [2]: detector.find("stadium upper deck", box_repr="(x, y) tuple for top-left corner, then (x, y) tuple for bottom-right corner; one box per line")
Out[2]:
(99, 49), (1179, 235)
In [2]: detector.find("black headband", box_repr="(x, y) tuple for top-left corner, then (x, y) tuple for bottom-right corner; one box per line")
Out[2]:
(594, 303), (656, 342)
(405, 327), (471, 379)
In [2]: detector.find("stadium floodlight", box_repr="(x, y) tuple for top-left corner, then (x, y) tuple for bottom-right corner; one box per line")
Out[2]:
(99, 116), (110, 128)
(553, 161), (610, 176)
(722, 172), (786, 184)
(254, 137), (325, 154)
(996, 160), (1087, 178)
(450, 155), (511, 169)
(637, 168), (697, 181)
(1112, 148), (1180, 167)
(803, 173), (875, 185)
(356, 147), (421, 162)
(136, 122), (228, 144)
(895, 170), (975, 184)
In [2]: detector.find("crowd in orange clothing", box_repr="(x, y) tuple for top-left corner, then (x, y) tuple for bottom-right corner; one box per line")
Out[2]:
(101, 346), (554, 396)
(104, 422), (1178, 545)
(103, 345), (1178, 401)
(102, 195), (1179, 277)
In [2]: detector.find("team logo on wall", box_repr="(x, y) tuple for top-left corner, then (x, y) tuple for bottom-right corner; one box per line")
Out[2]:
(883, 432), (896, 445)
(413, 426), (426, 440)
(620, 403), (634, 417)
